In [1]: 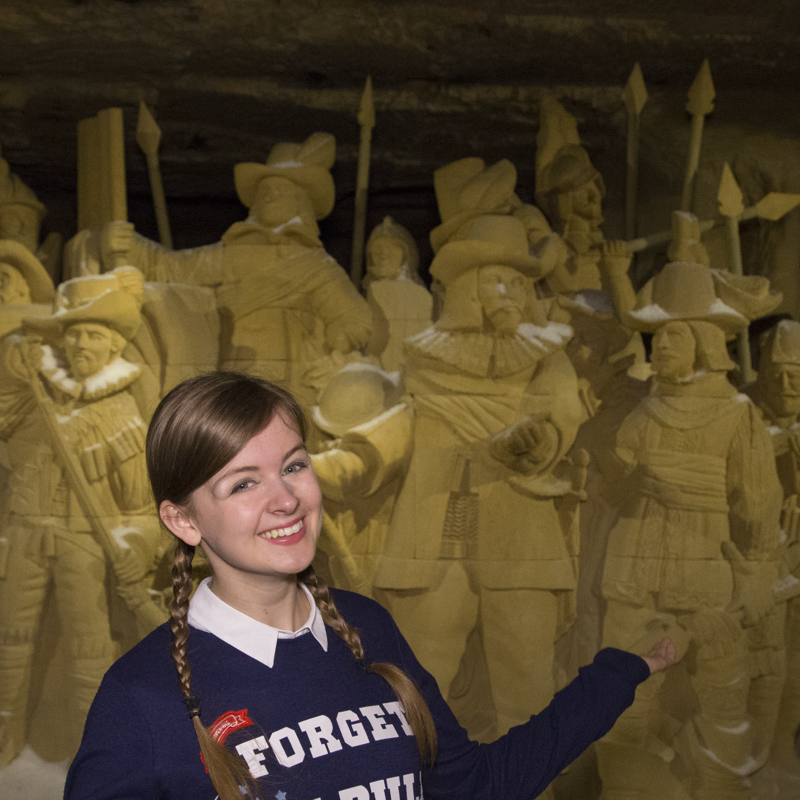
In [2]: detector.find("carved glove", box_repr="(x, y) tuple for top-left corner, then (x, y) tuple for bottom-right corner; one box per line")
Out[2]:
(489, 414), (560, 476)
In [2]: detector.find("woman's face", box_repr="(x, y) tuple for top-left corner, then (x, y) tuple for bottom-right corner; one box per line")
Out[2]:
(161, 413), (322, 593)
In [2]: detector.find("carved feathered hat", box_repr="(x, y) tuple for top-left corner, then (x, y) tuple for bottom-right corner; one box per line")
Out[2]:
(25, 266), (144, 341)
(0, 240), (54, 303)
(624, 211), (782, 334)
(430, 158), (520, 254)
(234, 132), (336, 219)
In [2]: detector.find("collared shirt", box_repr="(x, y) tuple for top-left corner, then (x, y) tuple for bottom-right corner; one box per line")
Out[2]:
(187, 577), (328, 668)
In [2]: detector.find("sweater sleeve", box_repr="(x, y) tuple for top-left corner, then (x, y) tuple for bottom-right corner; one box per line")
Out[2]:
(384, 611), (649, 800)
(64, 672), (158, 800)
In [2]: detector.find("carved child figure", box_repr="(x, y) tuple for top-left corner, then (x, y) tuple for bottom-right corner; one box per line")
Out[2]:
(0, 267), (161, 765)
(75, 133), (371, 404)
(374, 215), (585, 748)
(596, 261), (783, 800)
(363, 217), (432, 373)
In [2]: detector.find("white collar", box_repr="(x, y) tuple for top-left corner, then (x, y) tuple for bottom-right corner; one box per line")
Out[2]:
(187, 578), (328, 668)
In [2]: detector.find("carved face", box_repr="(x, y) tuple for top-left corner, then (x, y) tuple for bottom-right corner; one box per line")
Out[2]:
(566, 178), (604, 229)
(252, 176), (308, 228)
(62, 322), (120, 380)
(0, 263), (30, 305)
(477, 264), (527, 334)
(0, 204), (40, 253)
(765, 363), (800, 418)
(651, 321), (697, 382)
(367, 237), (405, 280)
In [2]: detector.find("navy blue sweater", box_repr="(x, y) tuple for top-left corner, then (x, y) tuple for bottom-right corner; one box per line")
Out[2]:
(65, 590), (649, 800)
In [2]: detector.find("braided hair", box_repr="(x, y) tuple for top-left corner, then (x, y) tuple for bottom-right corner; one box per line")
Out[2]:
(146, 373), (436, 800)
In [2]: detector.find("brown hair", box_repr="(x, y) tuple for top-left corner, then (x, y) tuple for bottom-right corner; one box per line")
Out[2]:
(146, 372), (436, 800)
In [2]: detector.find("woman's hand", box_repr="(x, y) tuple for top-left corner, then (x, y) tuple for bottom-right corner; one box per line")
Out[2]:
(641, 637), (676, 674)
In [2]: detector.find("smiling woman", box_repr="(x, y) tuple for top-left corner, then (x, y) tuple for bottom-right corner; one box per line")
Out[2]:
(63, 372), (671, 800)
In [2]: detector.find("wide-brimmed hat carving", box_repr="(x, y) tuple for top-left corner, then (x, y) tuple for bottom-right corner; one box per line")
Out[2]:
(0, 240), (54, 303)
(430, 158), (520, 253)
(234, 132), (336, 220)
(624, 261), (750, 335)
(25, 266), (144, 341)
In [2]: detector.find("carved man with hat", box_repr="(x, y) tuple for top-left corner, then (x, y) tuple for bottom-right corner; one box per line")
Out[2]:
(374, 213), (586, 749)
(0, 239), (55, 338)
(595, 258), (785, 800)
(0, 267), (161, 765)
(88, 132), (371, 403)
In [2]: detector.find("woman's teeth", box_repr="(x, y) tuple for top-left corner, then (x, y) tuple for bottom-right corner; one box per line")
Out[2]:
(260, 519), (303, 539)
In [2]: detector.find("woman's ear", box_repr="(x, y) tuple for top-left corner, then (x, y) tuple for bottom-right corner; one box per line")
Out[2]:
(159, 500), (202, 546)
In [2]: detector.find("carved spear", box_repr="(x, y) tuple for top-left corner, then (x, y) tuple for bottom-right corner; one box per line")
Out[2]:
(681, 59), (715, 212)
(350, 76), (375, 287)
(136, 101), (173, 249)
(718, 162), (755, 383)
(624, 191), (800, 254)
(623, 63), (648, 241)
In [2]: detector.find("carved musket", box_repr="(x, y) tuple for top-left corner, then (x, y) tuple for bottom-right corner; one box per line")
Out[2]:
(718, 162), (755, 383)
(24, 353), (167, 635)
(681, 59), (715, 212)
(623, 192), (800, 254)
(136, 101), (173, 249)
(350, 76), (375, 287)
(623, 63), (648, 241)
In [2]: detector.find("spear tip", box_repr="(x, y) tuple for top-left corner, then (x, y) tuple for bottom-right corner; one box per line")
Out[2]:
(687, 58), (716, 116)
(718, 162), (744, 217)
(358, 75), (375, 129)
(623, 62), (648, 115)
(136, 101), (162, 155)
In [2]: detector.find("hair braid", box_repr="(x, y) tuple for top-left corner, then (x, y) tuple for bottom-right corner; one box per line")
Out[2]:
(169, 540), (261, 800)
(299, 567), (437, 766)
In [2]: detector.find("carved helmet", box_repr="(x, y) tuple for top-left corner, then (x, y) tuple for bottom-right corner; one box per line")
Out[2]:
(366, 216), (420, 279)
(234, 132), (336, 219)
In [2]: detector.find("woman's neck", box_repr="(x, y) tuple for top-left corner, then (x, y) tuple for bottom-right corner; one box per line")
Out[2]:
(208, 572), (311, 631)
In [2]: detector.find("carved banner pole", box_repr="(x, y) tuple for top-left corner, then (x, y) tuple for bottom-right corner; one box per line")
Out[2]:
(681, 60), (715, 213)
(623, 63), (648, 241)
(623, 191), (800, 254)
(350, 76), (375, 287)
(136, 101), (173, 249)
(718, 162), (755, 383)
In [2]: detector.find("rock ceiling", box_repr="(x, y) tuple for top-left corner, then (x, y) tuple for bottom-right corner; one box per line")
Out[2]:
(1, 0), (799, 274)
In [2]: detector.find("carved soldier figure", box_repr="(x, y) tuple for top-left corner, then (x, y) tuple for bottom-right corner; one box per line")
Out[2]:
(596, 261), (784, 800)
(363, 217), (432, 372)
(0, 239), (55, 337)
(75, 133), (371, 404)
(0, 155), (46, 260)
(0, 267), (161, 765)
(374, 214), (585, 747)
(747, 319), (800, 772)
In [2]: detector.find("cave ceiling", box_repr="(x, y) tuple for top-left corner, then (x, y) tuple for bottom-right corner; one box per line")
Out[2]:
(1, 0), (799, 272)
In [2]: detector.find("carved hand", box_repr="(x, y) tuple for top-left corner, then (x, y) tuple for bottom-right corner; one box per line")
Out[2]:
(489, 415), (560, 475)
(599, 240), (633, 277)
(325, 320), (371, 354)
(101, 221), (135, 268)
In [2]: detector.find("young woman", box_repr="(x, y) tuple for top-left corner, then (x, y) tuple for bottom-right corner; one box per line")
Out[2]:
(65, 372), (674, 800)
